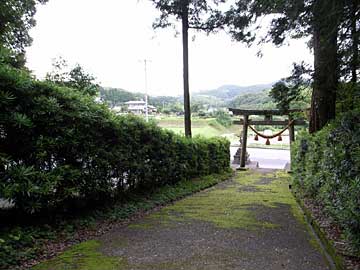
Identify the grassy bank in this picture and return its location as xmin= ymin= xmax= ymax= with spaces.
xmin=156 ymin=117 xmax=239 ymax=138
xmin=156 ymin=117 xmax=292 ymax=151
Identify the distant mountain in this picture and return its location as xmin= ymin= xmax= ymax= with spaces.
xmin=195 ymin=83 xmax=275 ymax=100
xmin=100 ymin=83 xmax=277 ymax=111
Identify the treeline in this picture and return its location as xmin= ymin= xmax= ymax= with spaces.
xmin=228 ymin=90 xmax=275 ymax=110
xmin=99 ymin=87 xmax=145 ymax=107
xmin=100 ymin=87 xmax=282 ymax=114
xmin=0 ymin=53 xmax=230 ymax=214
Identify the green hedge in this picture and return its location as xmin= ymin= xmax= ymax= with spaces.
xmin=292 ymin=110 xmax=360 ymax=251
xmin=0 ymin=64 xmax=230 ymax=214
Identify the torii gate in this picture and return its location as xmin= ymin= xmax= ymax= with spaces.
xmin=229 ymin=108 xmax=308 ymax=168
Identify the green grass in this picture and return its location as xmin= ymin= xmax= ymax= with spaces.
xmin=158 ymin=116 xmax=292 ymax=148
xmin=32 ymin=240 xmax=126 ymax=270
xmin=156 ymin=116 xmax=214 ymax=127
xmin=164 ymin=127 xmax=223 ymax=138
xmin=157 ymin=117 xmax=240 ymax=139
xmin=149 ymin=170 xmax=304 ymax=230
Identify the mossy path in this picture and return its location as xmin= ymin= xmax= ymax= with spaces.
xmin=33 ymin=169 xmax=330 ymax=270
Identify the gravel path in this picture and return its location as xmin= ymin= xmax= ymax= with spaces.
xmin=34 ymin=169 xmax=331 ymax=270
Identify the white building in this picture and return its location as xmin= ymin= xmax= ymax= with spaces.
xmin=125 ymin=100 xmax=157 ymax=114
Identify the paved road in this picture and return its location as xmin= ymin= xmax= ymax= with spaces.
xmin=34 ymin=169 xmax=330 ymax=270
xmin=231 ymin=147 xmax=290 ymax=169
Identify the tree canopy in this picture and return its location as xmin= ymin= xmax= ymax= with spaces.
xmin=201 ymin=0 xmax=358 ymax=132
xmin=0 ymin=0 xmax=48 ymax=58
xmin=150 ymin=0 xmax=358 ymax=132
xmin=46 ymin=58 xmax=99 ymax=96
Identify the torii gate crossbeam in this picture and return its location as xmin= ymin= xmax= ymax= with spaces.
xmin=229 ymin=108 xmax=308 ymax=168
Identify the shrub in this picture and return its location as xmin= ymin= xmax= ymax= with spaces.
xmin=292 ymin=110 xmax=360 ymax=250
xmin=215 ymin=110 xmax=232 ymax=127
xmin=0 ymin=64 xmax=230 ymax=214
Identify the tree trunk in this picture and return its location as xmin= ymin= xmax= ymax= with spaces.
xmin=182 ymin=0 xmax=192 ymax=137
xmin=310 ymin=0 xmax=342 ymax=133
xmin=350 ymin=0 xmax=359 ymax=83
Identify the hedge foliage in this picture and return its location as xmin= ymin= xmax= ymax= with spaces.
xmin=292 ymin=110 xmax=360 ymax=250
xmin=0 ymin=63 xmax=230 ymax=214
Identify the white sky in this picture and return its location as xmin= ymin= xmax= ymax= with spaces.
xmin=26 ymin=0 xmax=313 ymax=96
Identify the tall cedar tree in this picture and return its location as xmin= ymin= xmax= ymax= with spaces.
xmin=339 ymin=0 xmax=360 ymax=83
xmin=310 ymin=0 xmax=343 ymax=132
xmin=203 ymin=0 xmax=356 ymax=132
xmin=150 ymin=0 xmax=223 ymax=137
xmin=271 ymin=0 xmax=359 ymax=115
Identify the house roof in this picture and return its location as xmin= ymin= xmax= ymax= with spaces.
xmin=125 ymin=100 xmax=145 ymax=105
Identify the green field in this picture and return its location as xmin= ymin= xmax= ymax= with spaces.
xmin=156 ymin=116 xmax=290 ymax=149
xmin=156 ymin=117 xmax=240 ymax=139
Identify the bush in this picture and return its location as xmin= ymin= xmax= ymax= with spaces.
xmin=292 ymin=110 xmax=360 ymax=250
xmin=0 ymin=64 xmax=230 ymax=214
xmin=215 ymin=111 xmax=232 ymax=127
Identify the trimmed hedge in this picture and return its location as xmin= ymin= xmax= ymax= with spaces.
xmin=0 ymin=64 xmax=230 ymax=214
xmin=292 ymin=110 xmax=360 ymax=251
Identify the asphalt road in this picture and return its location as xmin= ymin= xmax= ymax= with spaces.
xmin=230 ymin=147 xmax=290 ymax=169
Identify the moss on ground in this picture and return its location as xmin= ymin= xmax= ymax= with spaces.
xmin=32 ymin=240 xmax=127 ymax=270
xmin=148 ymin=170 xmax=305 ymax=230
xmin=31 ymin=172 xmax=231 ymax=270
xmin=32 ymin=171 xmax=312 ymax=270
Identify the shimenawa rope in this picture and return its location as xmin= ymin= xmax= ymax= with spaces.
xmin=249 ymin=120 xmax=294 ymax=139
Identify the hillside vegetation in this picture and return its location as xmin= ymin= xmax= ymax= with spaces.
xmin=100 ymin=84 xmax=277 ymax=112
xmin=197 ymin=83 xmax=274 ymax=100
xmin=157 ymin=117 xmax=240 ymax=139
xmin=99 ymin=87 xmax=145 ymax=107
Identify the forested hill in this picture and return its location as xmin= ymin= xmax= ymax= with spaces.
xmin=195 ymin=83 xmax=274 ymax=100
xmin=228 ymin=90 xmax=275 ymax=109
xmin=100 ymin=87 xmax=181 ymax=108
xmin=99 ymin=87 xmax=145 ymax=107
xmin=100 ymin=83 xmax=276 ymax=109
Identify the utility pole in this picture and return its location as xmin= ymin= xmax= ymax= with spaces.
xmin=142 ymin=59 xmax=150 ymax=122
xmin=182 ymin=0 xmax=192 ymax=137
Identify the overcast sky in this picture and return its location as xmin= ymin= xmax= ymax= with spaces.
xmin=26 ymin=0 xmax=313 ymax=96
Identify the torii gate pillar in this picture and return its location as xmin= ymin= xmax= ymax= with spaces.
xmin=240 ymin=115 xmax=249 ymax=168
xmin=230 ymin=108 xmax=308 ymax=169
xmin=289 ymin=116 xmax=295 ymax=143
